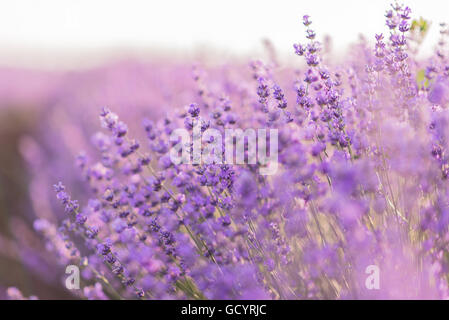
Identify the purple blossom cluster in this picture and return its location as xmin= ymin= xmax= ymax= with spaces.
xmin=4 ymin=3 xmax=449 ymax=300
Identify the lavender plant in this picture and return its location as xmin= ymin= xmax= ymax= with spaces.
xmin=5 ymin=3 xmax=449 ymax=300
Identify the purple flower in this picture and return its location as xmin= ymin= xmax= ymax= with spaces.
xmin=428 ymin=81 xmax=449 ymax=105
xmin=16 ymin=4 xmax=449 ymax=301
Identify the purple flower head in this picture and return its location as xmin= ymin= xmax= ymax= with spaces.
xmin=53 ymin=182 xmax=65 ymax=193
xmin=401 ymin=6 xmax=411 ymax=19
xmin=399 ymin=20 xmax=410 ymax=32
xmin=303 ymin=15 xmax=312 ymax=26
xmin=188 ymin=103 xmax=200 ymax=117
xmin=234 ymin=171 xmax=257 ymax=211
xmin=306 ymin=29 xmax=316 ymax=40
xmin=428 ymin=81 xmax=449 ymax=105
xmin=293 ymin=43 xmax=306 ymax=56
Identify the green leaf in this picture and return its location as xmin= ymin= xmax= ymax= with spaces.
xmin=416 ymin=69 xmax=430 ymax=89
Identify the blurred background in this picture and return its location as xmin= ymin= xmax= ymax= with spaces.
xmin=0 ymin=0 xmax=448 ymax=298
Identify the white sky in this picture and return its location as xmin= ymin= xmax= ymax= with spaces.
xmin=0 ymin=0 xmax=448 ymax=67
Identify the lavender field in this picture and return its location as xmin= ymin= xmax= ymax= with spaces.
xmin=1 ymin=2 xmax=449 ymax=300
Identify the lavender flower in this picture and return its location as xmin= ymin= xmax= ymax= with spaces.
xmin=3 ymin=2 xmax=449 ymax=301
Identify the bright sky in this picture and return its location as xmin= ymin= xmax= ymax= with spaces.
xmin=0 ymin=0 xmax=447 ymax=67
